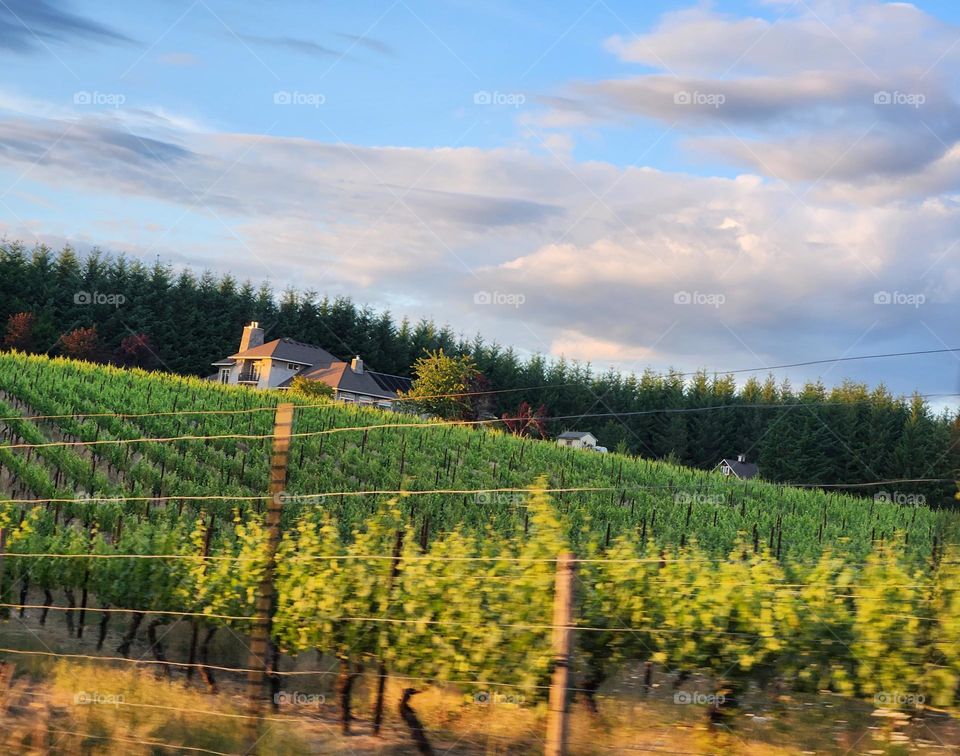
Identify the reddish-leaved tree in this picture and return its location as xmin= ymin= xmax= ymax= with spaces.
xmin=60 ymin=326 xmax=101 ymax=362
xmin=502 ymin=401 xmax=549 ymax=438
xmin=115 ymin=332 xmax=158 ymax=369
xmin=3 ymin=312 xmax=36 ymax=351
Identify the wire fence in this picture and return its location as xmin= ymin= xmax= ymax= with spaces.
xmin=5 ymin=342 xmax=960 ymax=425
xmin=6 ymin=406 xmax=960 ymax=452
xmin=0 ymin=378 xmax=957 ymax=755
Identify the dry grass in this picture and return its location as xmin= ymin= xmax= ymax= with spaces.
xmin=3 ymin=662 xmax=308 ymax=754
xmin=0 ymin=648 xmax=956 ymax=754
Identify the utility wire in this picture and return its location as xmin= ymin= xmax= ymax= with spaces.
xmin=0 ymin=551 xmax=954 ymax=566
xmin=0 ymin=477 xmax=952 ymax=509
xmin=3 ymin=346 xmax=959 ymax=423
xmin=6 ymin=401 xmax=960 ymax=450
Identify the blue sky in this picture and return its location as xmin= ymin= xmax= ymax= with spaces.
xmin=2 ymin=0 xmax=960 ymax=405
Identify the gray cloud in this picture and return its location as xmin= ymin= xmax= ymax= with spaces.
xmin=239 ymin=34 xmax=339 ymax=58
xmin=158 ymin=51 xmax=200 ymax=66
xmin=539 ymin=1 xmax=960 ymax=190
xmin=335 ymin=32 xmax=395 ymax=57
xmin=0 ymin=86 xmax=957 ymax=398
xmin=399 ymin=186 xmax=562 ymax=228
xmin=239 ymin=30 xmax=395 ymax=62
xmin=604 ymin=2 xmax=958 ymax=77
xmin=0 ymin=0 xmax=133 ymax=52
xmin=0 ymin=118 xmax=192 ymax=165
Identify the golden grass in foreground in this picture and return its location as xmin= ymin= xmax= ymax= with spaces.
xmin=1 ymin=660 xmax=956 ymax=754
xmin=7 ymin=662 xmax=308 ymax=754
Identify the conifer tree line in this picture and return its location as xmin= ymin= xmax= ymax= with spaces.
xmin=1 ymin=241 xmax=957 ymax=503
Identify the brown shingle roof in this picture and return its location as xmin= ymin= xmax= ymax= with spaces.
xmin=229 ymin=338 xmax=339 ymax=366
xmin=295 ymin=363 xmax=398 ymax=399
xmin=221 ymin=336 xmax=412 ymax=399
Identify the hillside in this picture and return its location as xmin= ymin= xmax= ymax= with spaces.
xmin=1 ymin=351 xmax=960 ymax=751
xmin=0 ymin=351 xmax=955 ymax=560
xmin=3 ymin=244 xmax=958 ymax=497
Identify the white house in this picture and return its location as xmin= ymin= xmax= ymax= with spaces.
xmin=556 ymin=431 xmax=600 ymax=450
xmin=715 ymin=454 xmax=760 ymax=480
xmin=212 ymin=322 xmax=412 ymax=409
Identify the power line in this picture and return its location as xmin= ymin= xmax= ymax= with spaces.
xmin=3 ymin=346 xmax=959 ymax=425
xmin=0 ymin=603 xmax=253 ymax=622
xmin=0 ymin=486 xmax=616 ymax=507
xmin=541 ymin=395 xmax=960 ymax=423
xmin=388 ymin=347 xmax=960 ymax=401
xmin=389 ymin=347 xmax=960 ymax=398
xmin=20 ymin=689 xmax=341 ymax=728
xmin=40 ymin=727 xmax=234 ymax=756
xmin=0 ymin=647 xmax=574 ymax=688
xmin=716 ymin=347 xmax=960 ymax=376
xmin=0 ymin=403 xmax=284 ymax=424
xmin=6 ymin=391 xmax=960 ymax=451
xmin=0 ymin=477 xmax=951 ymax=509
xmin=0 ymin=551 xmax=952 ymax=566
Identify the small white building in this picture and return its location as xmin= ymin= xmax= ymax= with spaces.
xmin=556 ymin=431 xmax=599 ymax=450
xmin=715 ymin=454 xmax=760 ymax=480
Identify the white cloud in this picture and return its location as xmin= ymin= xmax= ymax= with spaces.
xmin=604 ymin=2 xmax=953 ymax=76
xmin=158 ymin=52 xmax=200 ymax=66
xmin=542 ymin=0 xmax=960 ymax=196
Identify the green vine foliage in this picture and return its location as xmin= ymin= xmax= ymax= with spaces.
xmin=0 ymin=352 xmax=959 ymax=714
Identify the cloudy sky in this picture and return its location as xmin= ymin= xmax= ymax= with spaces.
xmin=1 ymin=0 xmax=959 ymax=402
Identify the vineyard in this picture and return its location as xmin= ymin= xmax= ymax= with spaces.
xmin=0 ymin=350 xmax=959 ymax=753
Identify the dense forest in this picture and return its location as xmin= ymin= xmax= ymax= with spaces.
xmin=1 ymin=241 xmax=957 ymax=503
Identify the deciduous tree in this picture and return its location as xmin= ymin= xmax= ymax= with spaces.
xmin=60 ymin=326 xmax=101 ymax=362
xmin=2 ymin=312 xmax=35 ymax=351
xmin=400 ymin=349 xmax=480 ymax=419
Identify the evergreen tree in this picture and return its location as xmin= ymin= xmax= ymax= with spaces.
xmin=0 ymin=240 xmax=954 ymax=506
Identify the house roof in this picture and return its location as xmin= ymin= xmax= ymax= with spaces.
xmin=218 ymin=335 xmax=413 ymax=399
xmin=276 ymin=363 xmax=412 ymax=400
xmin=228 ymin=338 xmax=339 ymax=366
xmin=717 ymin=458 xmax=760 ymax=479
xmin=369 ymin=371 xmax=413 ymax=395
xmin=557 ymin=431 xmax=595 ymax=440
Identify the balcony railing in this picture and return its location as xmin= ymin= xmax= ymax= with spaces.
xmin=237 ymin=370 xmax=260 ymax=383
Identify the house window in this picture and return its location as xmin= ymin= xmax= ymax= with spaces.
xmin=239 ymin=361 xmax=261 ymax=383
xmin=288 ymin=363 xmax=299 ymax=371
xmin=219 ymin=368 xmax=230 ymax=384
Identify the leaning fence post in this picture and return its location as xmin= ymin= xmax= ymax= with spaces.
xmin=0 ymin=526 xmax=7 ymax=620
xmin=545 ymin=551 xmax=576 ymax=756
xmin=244 ymin=402 xmax=295 ymax=752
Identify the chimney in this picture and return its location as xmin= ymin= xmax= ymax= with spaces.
xmin=737 ymin=453 xmax=746 ymax=463
xmin=239 ymin=321 xmax=264 ymax=352
xmin=351 ymin=355 xmax=363 ymax=374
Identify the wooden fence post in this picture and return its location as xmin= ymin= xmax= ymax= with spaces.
xmin=0 ymin=526 xmax=7 ymax=620
xmin=245 ymin=403 xmax=295 ymax=752
xmin=373 ymin=528 xmax=405 ymax=735
xmin=545 ymin=552 xmax=576 ymax=756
